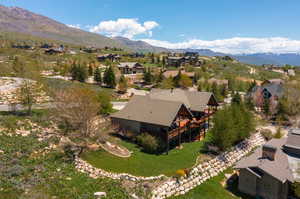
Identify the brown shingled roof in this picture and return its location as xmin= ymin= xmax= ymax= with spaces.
xmin=149 ymin=88 xmax=217 ymax=112
xmin=111 ymin=95 xmax=192 ymax=127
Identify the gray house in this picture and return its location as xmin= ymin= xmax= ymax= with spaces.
xmin=118 ymin=62 xmax=144 ymax=74
xmin=235 ymin=129 xmax=300 ymax=199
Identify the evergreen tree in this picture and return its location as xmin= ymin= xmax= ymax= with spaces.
xmin=143 ymin=68 xmax=153 ymax=85
xmin=212 ymin=82 xmax=222 ymax=101
xmin=103 ymin=66 xmax=116 ymax=88
xmin=94 ymin=67 xmax=102 ymax=85
xmin=156 ymin=70 xmax=164 ymax=84
xmin=232 ymin=92 xmax=242 ymax=105
xmin=263 ymin=98 xmax=270 ymax=116
xmin=173 ymin=69 xmax=182 ymax=87
xmin=70 ymin=63 xmax=87 ymax=82
xmin=88 ymin=65 xmax=94 ymax=76
xmin=162 ymin=56 xmax=166 ymax=68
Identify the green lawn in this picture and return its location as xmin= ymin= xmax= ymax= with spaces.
xmin=170 ymin=170 xmax=254 ymax=199
xmin=81 ymin=140 xmax=205 ymax=177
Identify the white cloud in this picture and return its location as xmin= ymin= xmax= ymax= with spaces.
xmin=89 ymin=18 xmax=159 ymax=39
xmin=141 ymin=37 xmax=300 ymax=54
xmin=67 ymin=24 xmax=81 ymax=29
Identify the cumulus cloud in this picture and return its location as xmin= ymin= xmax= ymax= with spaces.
xmin=141 ymin=37 xmax=300 ymax=54
xmin=67 ymin=24 xmax=81 ymax=29
xmin=89 ymin=18 xmax=159 ymax=39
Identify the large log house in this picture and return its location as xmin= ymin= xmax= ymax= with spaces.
xmin=111 ymin=89 xmax=218 ymax=153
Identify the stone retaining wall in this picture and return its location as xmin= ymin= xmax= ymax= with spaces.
xmin=151 ymin=133 xmax=266 ymax=199
xmin=74 ymin=158 xmax=166 ymax=182
xmin=74 ymin=133 xmax=265 ymax=199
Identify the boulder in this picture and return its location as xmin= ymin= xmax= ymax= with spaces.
xmin=94 ymin=192 xmax=106 ymax=198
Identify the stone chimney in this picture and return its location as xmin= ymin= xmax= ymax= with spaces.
xmin=262 ymin=144 xmax=277 ymax=161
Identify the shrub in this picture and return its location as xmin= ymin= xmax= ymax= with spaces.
xmin=175 ymin=169 xmax=186 ymax=178
xmin=274 ymin=127 xmax=283 ymax=139
xmin=260 ymin=129 xmax=273 ymax=140
xmin=136 ymin=133 xmax=159 ymax=153
xmin=292 ymin=182 xmax=300 ymax=198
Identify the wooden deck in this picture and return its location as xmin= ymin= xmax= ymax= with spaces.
xmin=167 ymin=111 xmax=215 ymax=139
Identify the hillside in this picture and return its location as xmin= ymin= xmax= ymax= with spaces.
xmin=0 ymin=5 xmax=125 ymax=49
xmin=113 ymin=36 xmax=169 ymax=53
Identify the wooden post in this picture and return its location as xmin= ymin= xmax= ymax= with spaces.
xmin=189 ymin=123 xmax=192 ymax=142
xmin=179 ymin=128 xmax=181 ymax=147
xmin=166 ymin=131 xmax=169 ymax=155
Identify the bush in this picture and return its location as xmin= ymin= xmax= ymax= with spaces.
xmin=260 ymin=129 xmax=273 ymax=140
xmin=175 ymin=169 xmax=186 ymax=178
xmin=136 ymin=133 xmax=159 ymax=153
xmin=274 ymin=127 xmax=283 ymax=139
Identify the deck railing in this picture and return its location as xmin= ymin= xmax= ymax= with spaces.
xmin=167 ymin=111 xmax=216 ymax=139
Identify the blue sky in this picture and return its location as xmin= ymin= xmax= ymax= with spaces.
xmin=1 ymin=0 xmax=300 ymax=54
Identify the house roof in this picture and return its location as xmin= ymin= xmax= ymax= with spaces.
xmin=149 ymin=88 xmax=217 ymax=112
xmin=263 ymin=83 xmax=284 ymax=98
xmin=235 ymin=138 xmax=295 ymax=183
xmin=263 ymin=79 xmax=284 ymax=85
xmin=111 ymin=95 xmax=191 ymax=127
xmin=118 ymin=62 xmax=141 ymax=68
xmin=284 ymin=129 xmax=300 ymax=150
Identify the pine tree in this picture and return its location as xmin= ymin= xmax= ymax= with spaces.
xmin=173 ymin=69 xmax=182 ymax=87
xmin=94 ymin=67 xmax=102 ymax=85
xmin=156 ymin=70 xmax=164 ymax=84
xmin=103 ymin=66 xmax=116 ymax=88
xmin=143 ymin=68 xmax=153 ymax=85
xmin=263 ymin=98 xmax=270 ymax=116
xmin=232 ymin=92 xmax=242 ymax=105
xmin=88 ymin=65 xmax=94 ymax=76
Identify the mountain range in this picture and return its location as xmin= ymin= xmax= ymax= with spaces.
xmin=0 ymin=5 xmax=300 ymax=66
xmin=0 ymin=5 xmax=125 ymax=49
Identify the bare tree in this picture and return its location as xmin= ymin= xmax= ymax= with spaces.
xmin=52 ymin=87 xmax=101 ymax=137
xmin=16 ymin=80 xmax=42 ymax=115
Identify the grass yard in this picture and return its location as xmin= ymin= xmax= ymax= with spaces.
xmin=81 ymin=140 xmax=205 ymax=177
xmin=170 ymin=169 xmax=254 ymax=199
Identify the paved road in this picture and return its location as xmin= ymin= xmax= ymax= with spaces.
xmin=0 ymin=103 xmax=53 ymax=112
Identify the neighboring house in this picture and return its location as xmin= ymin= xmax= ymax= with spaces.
xmin=44 ymin=48 xmax=64 ymax=55
xmin=40 ymin=43 xmax=53 ymax=49
xmin=235 ymin=129 xmax=300 ymax=199
xmin=111 ymin=89 xmax=219 ymax=152
xmin=118 ymin=62 xmax=144 ymax=74
xmin=184 ymin=52 xmax=198 ymax=57
xmin=167 ymin=56 xmax=203 ymax=67
xmin=167 ymin=57 xmax=186 ymax=67
xmin=248 ymin=82 xmax=284 ymax=114
xmin=12 ymin=44 xmax=33 ymax=50
xmin=163 ymin=70 xmax=195 ymax=79
xmin=262 ymin=79 xmax=284 ymax=86
xmin=97 ymin=54 xmax=120 ymax=62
